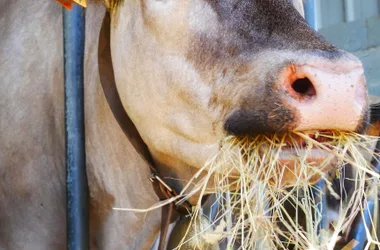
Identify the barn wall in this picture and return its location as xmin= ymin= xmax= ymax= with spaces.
xmin=309 ymin=0 xmax=380 ymax=96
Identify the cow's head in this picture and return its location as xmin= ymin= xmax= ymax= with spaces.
xmin=107 ymin=0 xmax=368 ymax=188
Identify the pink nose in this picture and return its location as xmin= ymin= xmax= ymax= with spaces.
xmin=281 ymin=61 xmax=367 ymax=131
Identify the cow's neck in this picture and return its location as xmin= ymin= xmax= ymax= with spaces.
xmin=84 ymin=3 xmax=161 ymax=249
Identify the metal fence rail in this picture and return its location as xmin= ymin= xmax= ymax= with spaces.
xmin=63 ymin=4 xmax=89 ymax=250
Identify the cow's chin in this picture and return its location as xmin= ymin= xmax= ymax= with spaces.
xmin=271 ymin=148 xmax=336 ymax=187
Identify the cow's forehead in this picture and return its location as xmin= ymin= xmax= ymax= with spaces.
xmin=204 ymin=0 xmax=300 ymax=19
xmin=188 ymin=0 xmax=334 ymax=54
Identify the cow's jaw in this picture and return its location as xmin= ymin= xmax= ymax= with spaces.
xmin=276 ymin=132 xmax=334 ymax=160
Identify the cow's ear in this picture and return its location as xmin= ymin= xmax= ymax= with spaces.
xmin=291 ymin=0 xmax=305 ymax=18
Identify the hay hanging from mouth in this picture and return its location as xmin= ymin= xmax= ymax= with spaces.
xmin=116 ymin=131 xmax=380 ymax=249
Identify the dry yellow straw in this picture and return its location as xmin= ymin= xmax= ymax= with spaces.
xmin=116 ymin=131 xmax=380 ymax=250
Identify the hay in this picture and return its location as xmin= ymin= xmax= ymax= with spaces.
xmin=115 ymin=131 xmax=380 ymax=249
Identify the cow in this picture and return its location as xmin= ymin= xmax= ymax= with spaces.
xmin=0 ymin=0 xmax=373 ymax=249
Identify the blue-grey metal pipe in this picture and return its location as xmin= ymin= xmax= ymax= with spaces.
xmin=314 ymin=179 xmax=329 ymax=237
xmin=304 ymin=0 xmax=319 ymax=30
xmin=63 ymin=4 xmax=89 ymax=250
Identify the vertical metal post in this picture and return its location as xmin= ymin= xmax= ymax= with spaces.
xmin=63 ymin=3 xmax=89 ymax=250
xmin=313 ymin=179 xmax=329 ymax=241
xmin=304 ymin=0 xmax=319 ymax=30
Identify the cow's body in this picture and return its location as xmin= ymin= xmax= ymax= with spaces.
xmin=0 ymin=0 xmax=371 ymax=249
xmin=1 ymin=2 xmax=161 ymax=249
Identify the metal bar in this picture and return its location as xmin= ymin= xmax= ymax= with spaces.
xmin=314 ymin=179 xmax=329 ymax=239
xmin=304 ymin=0 xmax=319 ymax=30
xmin=63 ymin=4 xmax=89 ymax=250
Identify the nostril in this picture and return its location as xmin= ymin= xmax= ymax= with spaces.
xmin=291 ymin=77 xmax=316 ymax=97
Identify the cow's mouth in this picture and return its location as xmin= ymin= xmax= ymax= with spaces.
xmin=277 ymin=132 xmax=335 ymax=161
xmin=254 ymin=131 xmax=337 ymax=186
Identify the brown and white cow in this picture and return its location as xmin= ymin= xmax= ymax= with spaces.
xmin=0 ymin=0 xmax=371 ymax=249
